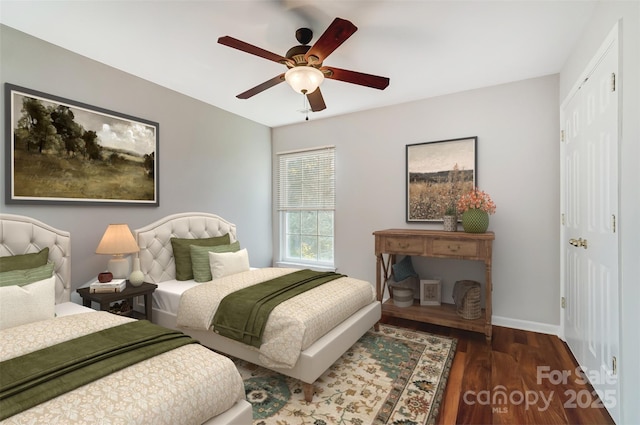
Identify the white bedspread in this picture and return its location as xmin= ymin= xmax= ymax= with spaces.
xmin=0 ymin=312 xmax=245 ymax=425
xmin=177 ymin=268 xmax=376 ymax=369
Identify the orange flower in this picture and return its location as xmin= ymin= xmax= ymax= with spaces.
xmin=457 ymin=188 xmax=496 ymax=214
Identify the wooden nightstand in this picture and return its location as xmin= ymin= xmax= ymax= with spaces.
xmin=77 ymin=281 xmax=158 ymax=321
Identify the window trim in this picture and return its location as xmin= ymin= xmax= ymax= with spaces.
xmin=276 ymin=146 xmax=335 ymax=269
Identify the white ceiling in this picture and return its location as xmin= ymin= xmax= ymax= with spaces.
xmin=1 ymin=0 xmax=596 ymax=128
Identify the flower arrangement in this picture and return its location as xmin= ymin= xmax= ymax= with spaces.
xmin=457 ymin=188 xmax=496 ymax=215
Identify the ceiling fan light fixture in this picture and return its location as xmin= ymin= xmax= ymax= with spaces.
xmin=285 ymin=66 xmax=324 ymax=94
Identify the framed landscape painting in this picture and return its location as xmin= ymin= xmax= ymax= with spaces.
xmin=406 ymin=136 xmax=476 ymax=222
xmin=5 ymin=83 xmax=159 ymax=205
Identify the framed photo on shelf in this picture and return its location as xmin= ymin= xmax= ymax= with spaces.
xmin=420 ymin=279 xmax=442 ymax=306
xmin=406 ymin=136 xmax=477 ymax=222
xmin=5 ymin=83 xmax=159 ymax=206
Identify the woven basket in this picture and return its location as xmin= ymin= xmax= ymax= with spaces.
xmin=453 ymin=280 xmax=481 ymax=320
xmin=392 ymin=287 xmax=414 ymax=308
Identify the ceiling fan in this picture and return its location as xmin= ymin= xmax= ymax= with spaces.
xmin=218 ymin=17 xmax=390 ymax=113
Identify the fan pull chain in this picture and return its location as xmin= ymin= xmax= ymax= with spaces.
xmin=303 ymin=94 xmax=309 ymax=121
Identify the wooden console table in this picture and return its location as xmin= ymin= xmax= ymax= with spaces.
xmin=373 ymin=229 xmax=495 ymax=341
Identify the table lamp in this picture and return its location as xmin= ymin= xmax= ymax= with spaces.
xmin=95 ymin=224 xmax=140 ymax=279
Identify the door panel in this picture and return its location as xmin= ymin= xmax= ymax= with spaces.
xmin=563 ymin=85 xmax=583 ymax=358
xmin=560 ymin=25 xmax=619 ymax=423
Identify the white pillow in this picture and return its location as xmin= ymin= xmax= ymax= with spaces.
xmin=209 ymin=249 xmax=250 ymax=279
xmin=0 ymin=275 xmax=56 ymax=330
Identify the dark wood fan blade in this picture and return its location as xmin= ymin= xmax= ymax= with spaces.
xmin=322 ymin=66 xmax=390 ymax=90
xmin=306 ymin=88 xmax=326 ymax=112
xmin=236 ymin=74 xmax=286 ymax=99
xmin=305 ymin=18 xmax=357 ymax=64
xmin=218 ymin=36 xmax=293 ymax=66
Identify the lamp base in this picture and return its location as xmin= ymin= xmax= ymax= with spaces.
xmin=107 ymin=257 xmax=129 ymax=279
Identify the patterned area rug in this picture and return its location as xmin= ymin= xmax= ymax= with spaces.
xmin=233 ymin=324 xmax=457 ymax=425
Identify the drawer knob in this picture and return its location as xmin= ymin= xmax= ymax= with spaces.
xmin=448 ymin=244 xmax=460 ymax=251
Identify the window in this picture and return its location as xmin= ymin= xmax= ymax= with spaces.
xmin=277 ymin=146 xmax=335 ymax=269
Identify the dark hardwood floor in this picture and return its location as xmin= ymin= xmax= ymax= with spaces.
xmin=380 ymin=316 xmax=616 ymax=425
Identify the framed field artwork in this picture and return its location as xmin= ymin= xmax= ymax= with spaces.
xmin=5 ymin=83 xmax=159 ymax=205
xmin=406 ymin=136 xmax=476 ymax=222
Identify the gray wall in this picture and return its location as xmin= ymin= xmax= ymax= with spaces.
xmin=559 ymin=2 xmax=640 ymax=424
xmin=273 ymin=74 xmax=561 ymax=331
xmin=272 ymin=1 xmax=640 ymax=421
xmin=1 ymin=25 xmax=273 ymax=288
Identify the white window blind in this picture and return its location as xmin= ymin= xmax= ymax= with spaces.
xmin=277 ymin=146 xmax=335 ymax=211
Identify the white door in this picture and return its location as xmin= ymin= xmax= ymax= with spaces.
xmin=560 ymin=25 xmax=619 ymax=422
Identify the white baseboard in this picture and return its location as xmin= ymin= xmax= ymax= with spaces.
xmin=492 ymin=315 xmax=560 ymax=336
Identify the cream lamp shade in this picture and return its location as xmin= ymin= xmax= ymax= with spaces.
xmin=95 ymin=224 xmax=139 ymax=279
xmin=284 ymin=66 xmax=324 ymax=94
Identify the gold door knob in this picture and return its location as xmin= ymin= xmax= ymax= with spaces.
xmin=569 ymin=238 xmax=588 ymax=248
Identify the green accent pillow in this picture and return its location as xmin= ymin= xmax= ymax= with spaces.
xmin=190 ymin=241 xmax=241 ymax=282
xmin=392 ymin=256 xmax=418 ymax=282
xmin=171 ymin=234 xmax=231 ymax=281
xmin=0 ymin=262 xmax=55 ymax=287
xmin=0 ymin=248 xmax=49 ymax=272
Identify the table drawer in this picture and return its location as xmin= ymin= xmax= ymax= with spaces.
xmin=432 ymin=239 xmax=478 ymax=257
xmin=384 ymin=236 xmax=424 ymax=254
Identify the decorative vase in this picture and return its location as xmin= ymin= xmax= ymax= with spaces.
xmin=461 ymin=209 xmax=489 ymax=233
xmin=128 ymin=257 xmax=144 ymax=287
xmin=442 ymin=215 xmax=457 ymax=232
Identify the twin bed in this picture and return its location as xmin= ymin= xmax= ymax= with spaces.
xmin=0 ymin=212 xmax=381 ymax=423
xmin=0 ymin=214 xmax=251 ymax=425
xmin=134 ymin=212 xmax=381 ymax=402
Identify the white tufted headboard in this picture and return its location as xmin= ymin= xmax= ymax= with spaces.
xmin=0 ymin=214 xmax=72 ymax=303
xmin=134 ymin=212 xmax=237 ymax=284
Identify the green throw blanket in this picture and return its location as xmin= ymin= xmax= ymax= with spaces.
xmin=0 ymin=320 xmax=197 ymax=420
xmin=212 ymin=269 xmax=344 ymax=348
